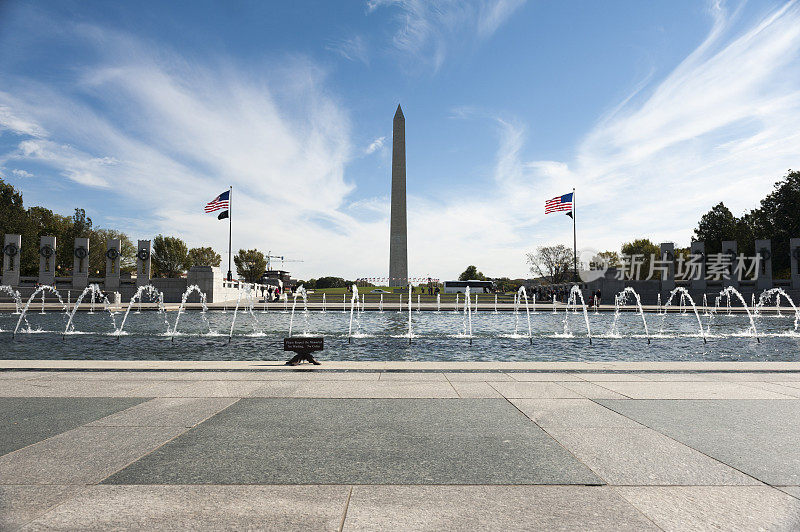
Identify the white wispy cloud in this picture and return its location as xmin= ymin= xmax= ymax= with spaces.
xmin=367 ymin=0 xmax=525 ymax=71
xmin=468 ymin=0 xmax=800 ymax=264
xmin=402 ymin=0 xmax=800 ymax=277
xmin=326 ymin=35 xmax=370 ymax=65
xmin=2 ymin=1 xmax=799 ymax=281
xmin=0 ymin=24 xmax=388 ymax=277
xmin=10 ymin=168 xmax=34 ymax=178
xmin=364 ymin=136 xmax=386 ymax=154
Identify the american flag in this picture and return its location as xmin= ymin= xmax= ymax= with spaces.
xmin=205 ymin=190 xmax=230 ymax=213
xmin=545 ymin=192 xmax=573 ymax=214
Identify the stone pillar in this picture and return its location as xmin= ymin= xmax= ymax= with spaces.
xmin=187 ymin=265 xmax=214 ymax=302
xmin=2 ymin=234 xmax=22 ymax=287
xmin=790 ymin=238 xmax=800 ymax=290
xmin=38 ymin=236 xmax=57 ymax=286
xmin=389 ymin=104 xmax=408 ymax=287
xmin=105 ymin=239 xmax=121 ymax=290
xmin=136 ymin=240 xmax=151 ymax=287
xmin=72 ymin=238 xmax=90 ymax=290
xmin=659 ymin=242 xmax=675 ymax=292
xmin=721 ymin=240 xmax=738 ymax=288
xmin=690 ymin=241 xmax=706 ymax=291
xmin=755 ymin=239 xmax=772 ymax=291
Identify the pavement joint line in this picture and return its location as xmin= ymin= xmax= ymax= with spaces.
xmin=777 ymin=486 xmax=800 ymax=501
xmin=595 ymin=400 xmax=774 ymax=486
xmin=737 ymin=381 xmax=800 ymax=399
xmin=502 ymin=396 xmax=606 ymax=487
xmin=93 ymin=398 xmax=243 ymax=485
xmin=338 ymin=486 xmax=353 ymax=532
xmin=0 ymin=397 xmax=152 ymax=461
xmin=608 ymin=486 xmax=665 ymax=531
xmin=576 ymin=380 xmax=634 ymax=399
xmin=14 ymin=484 xmax=94 ymax=531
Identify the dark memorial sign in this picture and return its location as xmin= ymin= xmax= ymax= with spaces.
xmin=284 ymin=337 xmax=323 ymax=366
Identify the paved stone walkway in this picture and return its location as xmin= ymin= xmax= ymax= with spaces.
xmin=1 ymin=361 xmax=800 ymax=530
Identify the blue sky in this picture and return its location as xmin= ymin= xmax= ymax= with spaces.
xmin=1 ymin=0 xmax=799 ymax=280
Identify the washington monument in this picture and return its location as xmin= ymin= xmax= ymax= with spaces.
xmin=389 ymin=104 xmax=408 ymax=287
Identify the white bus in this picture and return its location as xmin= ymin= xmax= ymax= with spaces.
xmin=442 ymin=280 xmax=494 ymax=294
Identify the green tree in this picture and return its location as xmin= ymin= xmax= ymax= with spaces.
xmin=620 ymin=238 xmax=661 ymax=279
xmin=151 ymin=235 xmax=189 ymax=278
xmin=186 ymin=247 xmax=221 ymax=269
xmin=88 ymin=229 xmax=136 ymax=275
xmin=458 ymin=265 xmax=486 ymax=281
xmin=693 ymin=202 xmax=740 ymax=255
xmin=526 ymin=245 xmax=572 ymax=284
xmin=492 ymin=277 xmax=522 ymax=293
xmin=0 ymin=178 xmax=26 ymax=235
xmin=315 ymin=276 xmax=347 ymax=289
xmin=0 ymin=179 xmax=29 ymax=274
xmin=234 ymin=248 xmax=266 ymax=283
xmin=594 ymin=250 xmax=621 ymax=268
xmin=748 ymin=170 xmax=800 ymax=278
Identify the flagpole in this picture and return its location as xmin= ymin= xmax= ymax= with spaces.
xmin=227 ymin=185 xmax=233 ymax=281
xmin=572 ymin=187 xmax=577 ymax=282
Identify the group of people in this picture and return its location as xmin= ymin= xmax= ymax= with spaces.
xmin=259 ymin=284 xmax=282 ymax=302
xmin=531 ymin=286 xmax=602 ymax=307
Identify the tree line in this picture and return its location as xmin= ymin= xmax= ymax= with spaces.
xmin=0 ymin=178 xmax=221 ymax=277
xmin=528 ymin=170 xmax=800 ymax=283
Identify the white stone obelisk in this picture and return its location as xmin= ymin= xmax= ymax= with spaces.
xmin=389 ymin=104 xmax=408 ymax=288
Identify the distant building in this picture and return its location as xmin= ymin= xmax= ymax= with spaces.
xmin=260 ymin=269 xmax=296 ymax=289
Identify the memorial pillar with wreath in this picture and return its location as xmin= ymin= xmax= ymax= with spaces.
xmin=722 ymin=240 xmax=738 ymax=288
xmin=755 ymin=239 xmax=772 ymax=291
xmin=136 ymin=240 xmax=151 ymax=287
xmin=2 ymin=234 xmax=22 ymax=287
xmin=105 ymin=238 xmax=121 ymax=290
xmin=72 ymin=238 xmax=90 ymax=289
xmin=38 ymin=236 xmax=57 ymax=286
xmin=659 ymin=242 xmax=675 ymax=292
xmin=689 ymin=241 xmax=706 ymax=292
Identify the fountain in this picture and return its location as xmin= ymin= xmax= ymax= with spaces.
xmin=407 ymin=284 xmax=413 ymax=343
xmin=229 ymin=284 xmax=262 ymax=342
xmin=756 ymin=288 xmax=799 ymax=331
xmin=322 ymin=292 xmax=326 ymax=313
xmin=659 ymin=287 xmax=706 ymax=343
xmin=417 ymin=294 xmax=421 ymax=313
xmin=454 ymin=293 xmax=459 ymax=313
xmin=287 ymin=285 xmax=307 ymax=337
xmin=461 ymin=286 xmax=473 ymax=344
xmin=342 ymin=293 xmax=346 ymax=314
xmin=719 ymin=286 xmax=759 ymax=342
xmin=609 ymin=287 xmax=650 ymax=343
xmin=563 ymin=285 xmax=592 ymax=344
xmin=436 ymin=293 xmax=441 ymax=312
xmin=494 ymin=293 xmax=497 ymax=313
xmin=348 ymin=284 xmax=360 ymax=342
xmin=0 ymin=285 xmax=23 ymax=314
xmin=514 ymin=286 xmax=533 ymax=344
xmin=170 ymin=285 xmax=211 ymax=339
xmin=380 ymin=293 xmax=384 ymax=312
xmin=552 ymin=294 xmax=557 ymax=314
xmin=115 ymin=285 xmax=169 ymax=337
xmin=62 ymin=284 xmax=117 ymax=336
xmin=15 ymin=285 xmax=68 ymax=337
